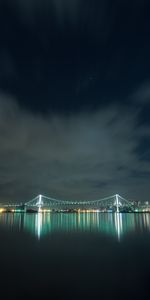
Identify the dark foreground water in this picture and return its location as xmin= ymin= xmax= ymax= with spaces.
xmin=0 ymin=212 xmax=150 ymax=299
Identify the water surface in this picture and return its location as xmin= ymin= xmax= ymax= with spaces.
xmin=0 ymin=213 xmax=149 ymax=299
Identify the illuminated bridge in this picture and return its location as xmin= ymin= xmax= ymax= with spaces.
xmin=2 ymin=194 xmax=135 ymax=213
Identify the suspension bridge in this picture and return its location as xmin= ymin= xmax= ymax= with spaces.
xmin=1 ymin=194 xmax=136 ymax=213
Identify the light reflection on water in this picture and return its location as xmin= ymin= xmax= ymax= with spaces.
xmin=0 ymin=212 xmax=150 ymax=240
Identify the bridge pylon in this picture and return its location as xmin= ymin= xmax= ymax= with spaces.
xmin=36 ymin=195 xmax=43 ymax=212
xmin=115 ymin=194 xmax=120 ymax=213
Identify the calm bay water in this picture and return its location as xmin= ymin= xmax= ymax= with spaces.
xmin=0 ymin=212 xmax=150 ymax=299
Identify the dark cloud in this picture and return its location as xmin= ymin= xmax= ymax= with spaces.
xmin=133 ymin=81 xmax=150 ymax=104
xmin=0 ymin=94 xmax=150 ymax=203
xmin=0 ymin=1 xmax=150 ymax=203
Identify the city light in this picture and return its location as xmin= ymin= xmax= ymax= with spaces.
xmin=0 ymin=194 xmax=149 ymax=213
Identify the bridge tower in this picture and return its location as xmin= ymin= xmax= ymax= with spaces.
xmin=37 ymin=195 xmax=43 ymax=212
xmin=115 ymin=194 xmax=120 ymax=213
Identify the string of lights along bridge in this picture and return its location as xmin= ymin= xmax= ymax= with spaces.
xmin=0 ymin=194 xmax=149 ymax=213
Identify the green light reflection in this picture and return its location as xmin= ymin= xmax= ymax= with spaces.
xmin=0 ymin=212 xmax=150 ymax=240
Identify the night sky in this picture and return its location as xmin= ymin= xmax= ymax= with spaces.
xmin=0 ymin=0 xmax=150 ymax=202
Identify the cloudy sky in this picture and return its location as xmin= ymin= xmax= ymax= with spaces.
xmin=0 ymin=0 xmax=150 ymax=203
